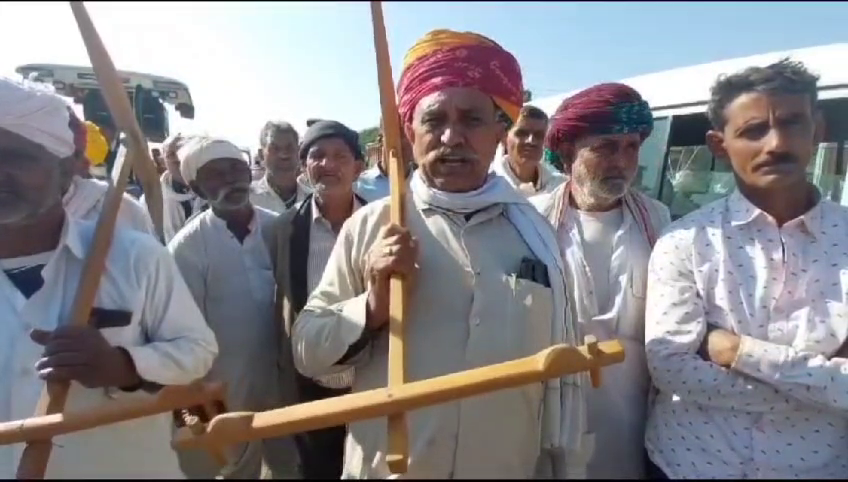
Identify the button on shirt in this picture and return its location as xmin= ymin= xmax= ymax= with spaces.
xmin=0 ymin=216 xmax=218 ymax=478
xmin=645 ymin=190 xmax=848 ymax=479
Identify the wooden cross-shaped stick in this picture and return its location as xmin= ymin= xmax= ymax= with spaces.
xmin=169 ymin=1 xmax=625 ymax=473
xmin=10 ymin=3 xmax=224 ymax=478
xmin=171 ymin=340 xmax=624 ymax=452
xmin=369 ymin=1 xmax=410 ymax=474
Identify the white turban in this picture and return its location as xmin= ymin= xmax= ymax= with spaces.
xmin=0 ymin=76 xmax=74 ymax=158
xmin=178 ymin=135 xmax=244 ymax=184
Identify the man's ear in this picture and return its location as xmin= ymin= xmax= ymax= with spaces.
xmin=814 ymin=109 xmax=826 ymax=145
xmin=705 ymin=130 xmax=729 ymax=163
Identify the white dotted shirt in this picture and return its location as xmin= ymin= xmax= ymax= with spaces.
xmin=644 ymin=189 xmax=848 ymax=479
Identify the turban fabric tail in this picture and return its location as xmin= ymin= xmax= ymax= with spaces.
xmin=543 ymin=82 xmax=654 ymax=171
xmin=397 ymin=30 xmax=525 ymax=128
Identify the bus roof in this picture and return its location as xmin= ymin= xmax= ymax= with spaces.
xmin=531 ymin=43 xmax=848 ymax=118
xmin=15 ymin=63 xmax=194 ymax=111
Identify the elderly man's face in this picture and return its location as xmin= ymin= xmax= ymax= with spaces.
xmin=262 ymin=130 xmax=299 ymax=185
xmin=0 ymin=129 xmax=71 ymax=225
xmin=407 ymin=87 xmax=504 ymax=193
xmin=305 ymin=137 xmax=363 ymax=197
xmin=192 ymin=157 xmax=252 ymax=211
xmin=568 ymin=132 xmax=642 ymax=202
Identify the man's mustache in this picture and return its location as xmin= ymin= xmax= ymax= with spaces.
xmin=212 ymin=183 xmax=250 ymax=203
xmin=429 ymin=148 xmax=480 ymax=163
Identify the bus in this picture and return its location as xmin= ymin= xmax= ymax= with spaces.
xmin=15 ymin=63 xmax=195 ymax=144
xmin=531 ymin=43 xmax=848 ymax=220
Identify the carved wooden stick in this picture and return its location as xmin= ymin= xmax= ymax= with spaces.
xmin=0 ymin=382 xmax=224 ymax=446
xmin=173 ymin=340 xmax=625 ymax=451
xmin=369 ymin=1 xmax=410 ymax=474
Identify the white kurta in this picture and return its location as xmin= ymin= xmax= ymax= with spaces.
xmin=63 ymin=176 xmax=156 ymax=236
xmin=249 ymin=175 xmax=311 ymax=214
xmin=167 ymin=206 xmax=299 ymax=478
xmin=292 ymin=195 xmax=558 ymax=479
xmin=533 ymin=185 xmax=670 ymax=479
xmin=0 ymin=216 xmax=218 ymax=478
xmin=491 ymin=153 xmax=565 ymax=198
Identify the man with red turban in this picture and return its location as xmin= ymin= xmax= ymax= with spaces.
xmin=532 ymin=83 xmax=671 ymax=479
xmin=292 ymin=29 xmax=587 ymax=479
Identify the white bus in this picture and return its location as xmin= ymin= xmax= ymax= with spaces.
xmin=15 ymin=63 xmax=195 ymax=145
xmin=532 ymin=43 xmax=848 ymax=220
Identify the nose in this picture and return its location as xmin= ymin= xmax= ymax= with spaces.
xmin=765 ymin=125 xmax=792 ymax=155
xmin=440 ymin=124 xmax=465 ymax=147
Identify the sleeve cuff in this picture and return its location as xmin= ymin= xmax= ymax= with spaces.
xmin=732 ymin=335 xmax=790 ymax=381
xmin=122 ymin=344 xmax=180 ymax=386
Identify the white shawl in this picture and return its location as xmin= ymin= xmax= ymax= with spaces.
xmin=409 ymin=171 xmax=587 ymax=460
xmin=491 ymin=153 xmax=565 ymax=197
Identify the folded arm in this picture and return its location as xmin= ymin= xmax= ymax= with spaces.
xmin=732 ymin=336 xmax=848 ymax=412
xmin=644 ymin=228 xmax=797 ymax=413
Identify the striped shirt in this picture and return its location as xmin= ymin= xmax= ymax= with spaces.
xmin=307 ymin=195 xmax=362 ymax=389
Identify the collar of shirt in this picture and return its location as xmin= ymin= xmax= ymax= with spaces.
xmin=208 ymin=205 xmax=261 ymax=235
xmin=727 ymin=188 xmax=823 ymax=238
xmin=311 ymin=194 xmax=362 ymax=228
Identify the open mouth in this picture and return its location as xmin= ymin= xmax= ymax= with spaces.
xmin=437 ymin=156 xmax=470 ymax=167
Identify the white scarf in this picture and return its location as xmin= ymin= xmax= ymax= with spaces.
xmin=150 ymin=171 xmax=204 ymax=242
xmin=534 ymin=181 xmax=662 ymax=336
xmin=491 ymin=154 xmax=565 ymax=197
xmin=63 ymin=176 xmax=108 ymax=220
xmin=409 ymin=170 xmax=587 ymax=456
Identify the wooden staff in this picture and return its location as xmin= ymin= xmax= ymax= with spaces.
xmin=369 ymin=1 xmax=409 ymax=474
xmin=0 ymin=382 xmax=225 ymax=446
xmin=16 ymin=2 xmax=175 ymax=477
xmin=172 ymin=340 xmax=625 ymax=451
xmin=68 ymin=1 xmax=164 ymax=242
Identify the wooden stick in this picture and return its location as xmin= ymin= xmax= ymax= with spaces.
xmin=172 ymin=340 xmax=625 ymax=450
xmin=68 ymin=1 xmax=164 ymax=242
xmin=0 ymin=382 xmax=225 ymax=446
xmin=15 ymin=3 xmax=165 ymax=477
xmin=369 ymin=1 xmax=410 ymax=474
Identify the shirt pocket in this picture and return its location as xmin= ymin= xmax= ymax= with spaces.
xmin=504 ymin=274 xmax=555 ymax=357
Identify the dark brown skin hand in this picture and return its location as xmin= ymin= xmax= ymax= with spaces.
xmin=31 ymin=325 xmax=141 ymax=389
xmin=364 ymin=223 xmax=418 ymax=330
xmin=698 ymin=324 xmax=742 ymax=368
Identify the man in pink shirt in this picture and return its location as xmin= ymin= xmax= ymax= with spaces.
xmin=644 ymin=59 xmax=848 ymax=479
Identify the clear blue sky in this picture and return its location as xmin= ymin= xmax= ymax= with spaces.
xmin=2 ymin=1 xmax=845 ymax=150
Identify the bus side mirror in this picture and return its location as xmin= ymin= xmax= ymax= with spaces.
xmin=176 ymin=103 xmax=195 ymax=120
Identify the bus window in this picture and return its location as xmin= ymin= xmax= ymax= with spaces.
xmin=136 ymin=87 xmax=168 ymax=143
xmin=635 ymin=116 xmax=671 ymax=199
